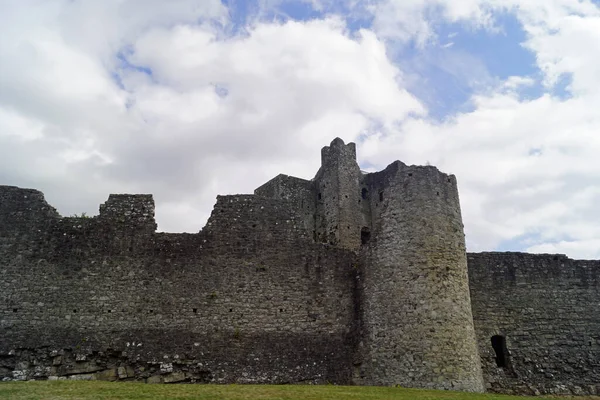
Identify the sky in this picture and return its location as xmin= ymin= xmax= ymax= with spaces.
xmin=2 ymin=0 xmax=600 ymax=259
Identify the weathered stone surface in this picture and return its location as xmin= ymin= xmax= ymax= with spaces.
xmin=0 ymin=138 xmax=598 ymax=395
xmin=0 ymin=367 xmax=12 ymax=378
xmin=59 ymin=362 xmax=104 ymax=376
xmin=95 ymin=368 xmax=118 ymax=381
xmin=469 ymin=252 xmax=600 ymax=395
xmin=163 ymin=372 xmax=187 ymax=383
xmin=146 ymin=375 xmax=163 ymax=384
xmin=117 ymin=366 xmax=127 ymax=379
xmin=68 ymin=373 xmax=95 ymax=381
xmin=359 ymin=162 xmax=484 ymax=392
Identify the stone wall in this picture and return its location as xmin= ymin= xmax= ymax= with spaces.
xmin=0 ymin=187 xmax=359 ymax=384
xmin=254 ymin=174 xmax=316 ymax=235
xmin=0 ymin=186 xmax=60 ymax=250
xmin=3 ymin=137 xmax=599 ymax=395
xmin=468 ymin=252 xmax=600 ymax=396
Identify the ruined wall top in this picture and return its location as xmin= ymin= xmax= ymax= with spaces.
xmin=1 ymin=138 xmax=458 ymax=244
xmin=98 ymin=194 xmax=157 ymax=231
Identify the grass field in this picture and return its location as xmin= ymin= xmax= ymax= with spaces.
xmin=1 ymin=382 xmax=599 ymax=400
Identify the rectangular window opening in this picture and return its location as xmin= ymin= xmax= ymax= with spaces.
xmin=491 ymin=335 xmax=509 ymax=368
xmin=361 ymin=227 xmax=371 ymax=245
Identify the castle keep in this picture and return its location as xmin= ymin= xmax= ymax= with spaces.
xmin=1 ymin=138 xmax=599 ymax=395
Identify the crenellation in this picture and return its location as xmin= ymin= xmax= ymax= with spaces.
xmin=98 ymin=194 xmax=157 ymax=232
xmin=1 ymin=139 xmax=599 ymax=395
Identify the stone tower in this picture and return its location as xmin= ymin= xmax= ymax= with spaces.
xmin=313 ymin=138 xmax=366 ymax=249
xmin=304 ymin=137 xmax=484 ymax=391
xmin=358 ymin=160 xmax=485 ymax=392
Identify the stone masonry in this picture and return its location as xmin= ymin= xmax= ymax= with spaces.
xmin=1 ymin=138 xmax=599 ymax=395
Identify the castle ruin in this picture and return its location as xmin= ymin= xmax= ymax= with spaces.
xmin=1 ymin=138 xmax=599 ymax=395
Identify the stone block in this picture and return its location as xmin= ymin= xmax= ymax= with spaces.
xmin=146 ymin=375 xmax=163 ymax=384
xmin=95 ymin=368 xmax=118 ymax=381
xmin=63 ymin=362 xmax=104 ymax=375
xmin=163 ymin=371 xmax=187 ymax=383
xmin=68 ymin=373 xmax=95 ymax=380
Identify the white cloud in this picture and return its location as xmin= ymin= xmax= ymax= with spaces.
xmin=527 ymin=239 xmax=600 ymax=260
xmin=369 ymin=0 xmax=497 ymax=47
xmin=341 ymin=0 xmax=600 ymax=259
xmin=0 ymin=2 xmax=422 ymax=234
xmin=502 ymin=76 xmax=535 ymax=90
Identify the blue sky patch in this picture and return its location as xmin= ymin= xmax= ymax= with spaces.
xmin=216 ymin=1 xmax=551 ymax=122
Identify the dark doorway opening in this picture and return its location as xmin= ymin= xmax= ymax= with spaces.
xmin=361 ymin=227 xmax=371 ymax=245
xmin=491 ymin=335 xmax=509 ymax=368
xmin=361 ymin=188 xmax=369 ymax=200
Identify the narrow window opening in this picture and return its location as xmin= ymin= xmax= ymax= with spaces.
xmin=12 ymin=308 xmax=17 ymax=313
xmin=361 ymin=227 xmax=371 ymax=245
xmin=379 ymin=191 xmax=384 ymax=202
xmin=361 ymin=188 xmax=369 ymax=200
xmin=491 ymin=335 xmax=509 ymax=368
xmin=192 ymin=308 xmax=197 ymax=313
xmin=436 ymin=191 xmax=439 ymax=196
xmin=73 ymin=309 xmax=77 ymax=313
xmin=318 ymin=193 xmax=322 ymax=200
xmin=408 ymin=173 xmax=413 ymax=177
xmin=229 ymin=308 xmax=233 ymax=312
xmin=279 ymin=308 xmax=284 ymax=313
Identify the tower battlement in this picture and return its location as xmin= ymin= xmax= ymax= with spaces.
xmin=320 ymin=137 xmax=357 ymax=166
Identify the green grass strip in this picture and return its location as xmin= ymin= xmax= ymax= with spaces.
xmin=1 ymin=382 xmax=599 ymax=400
